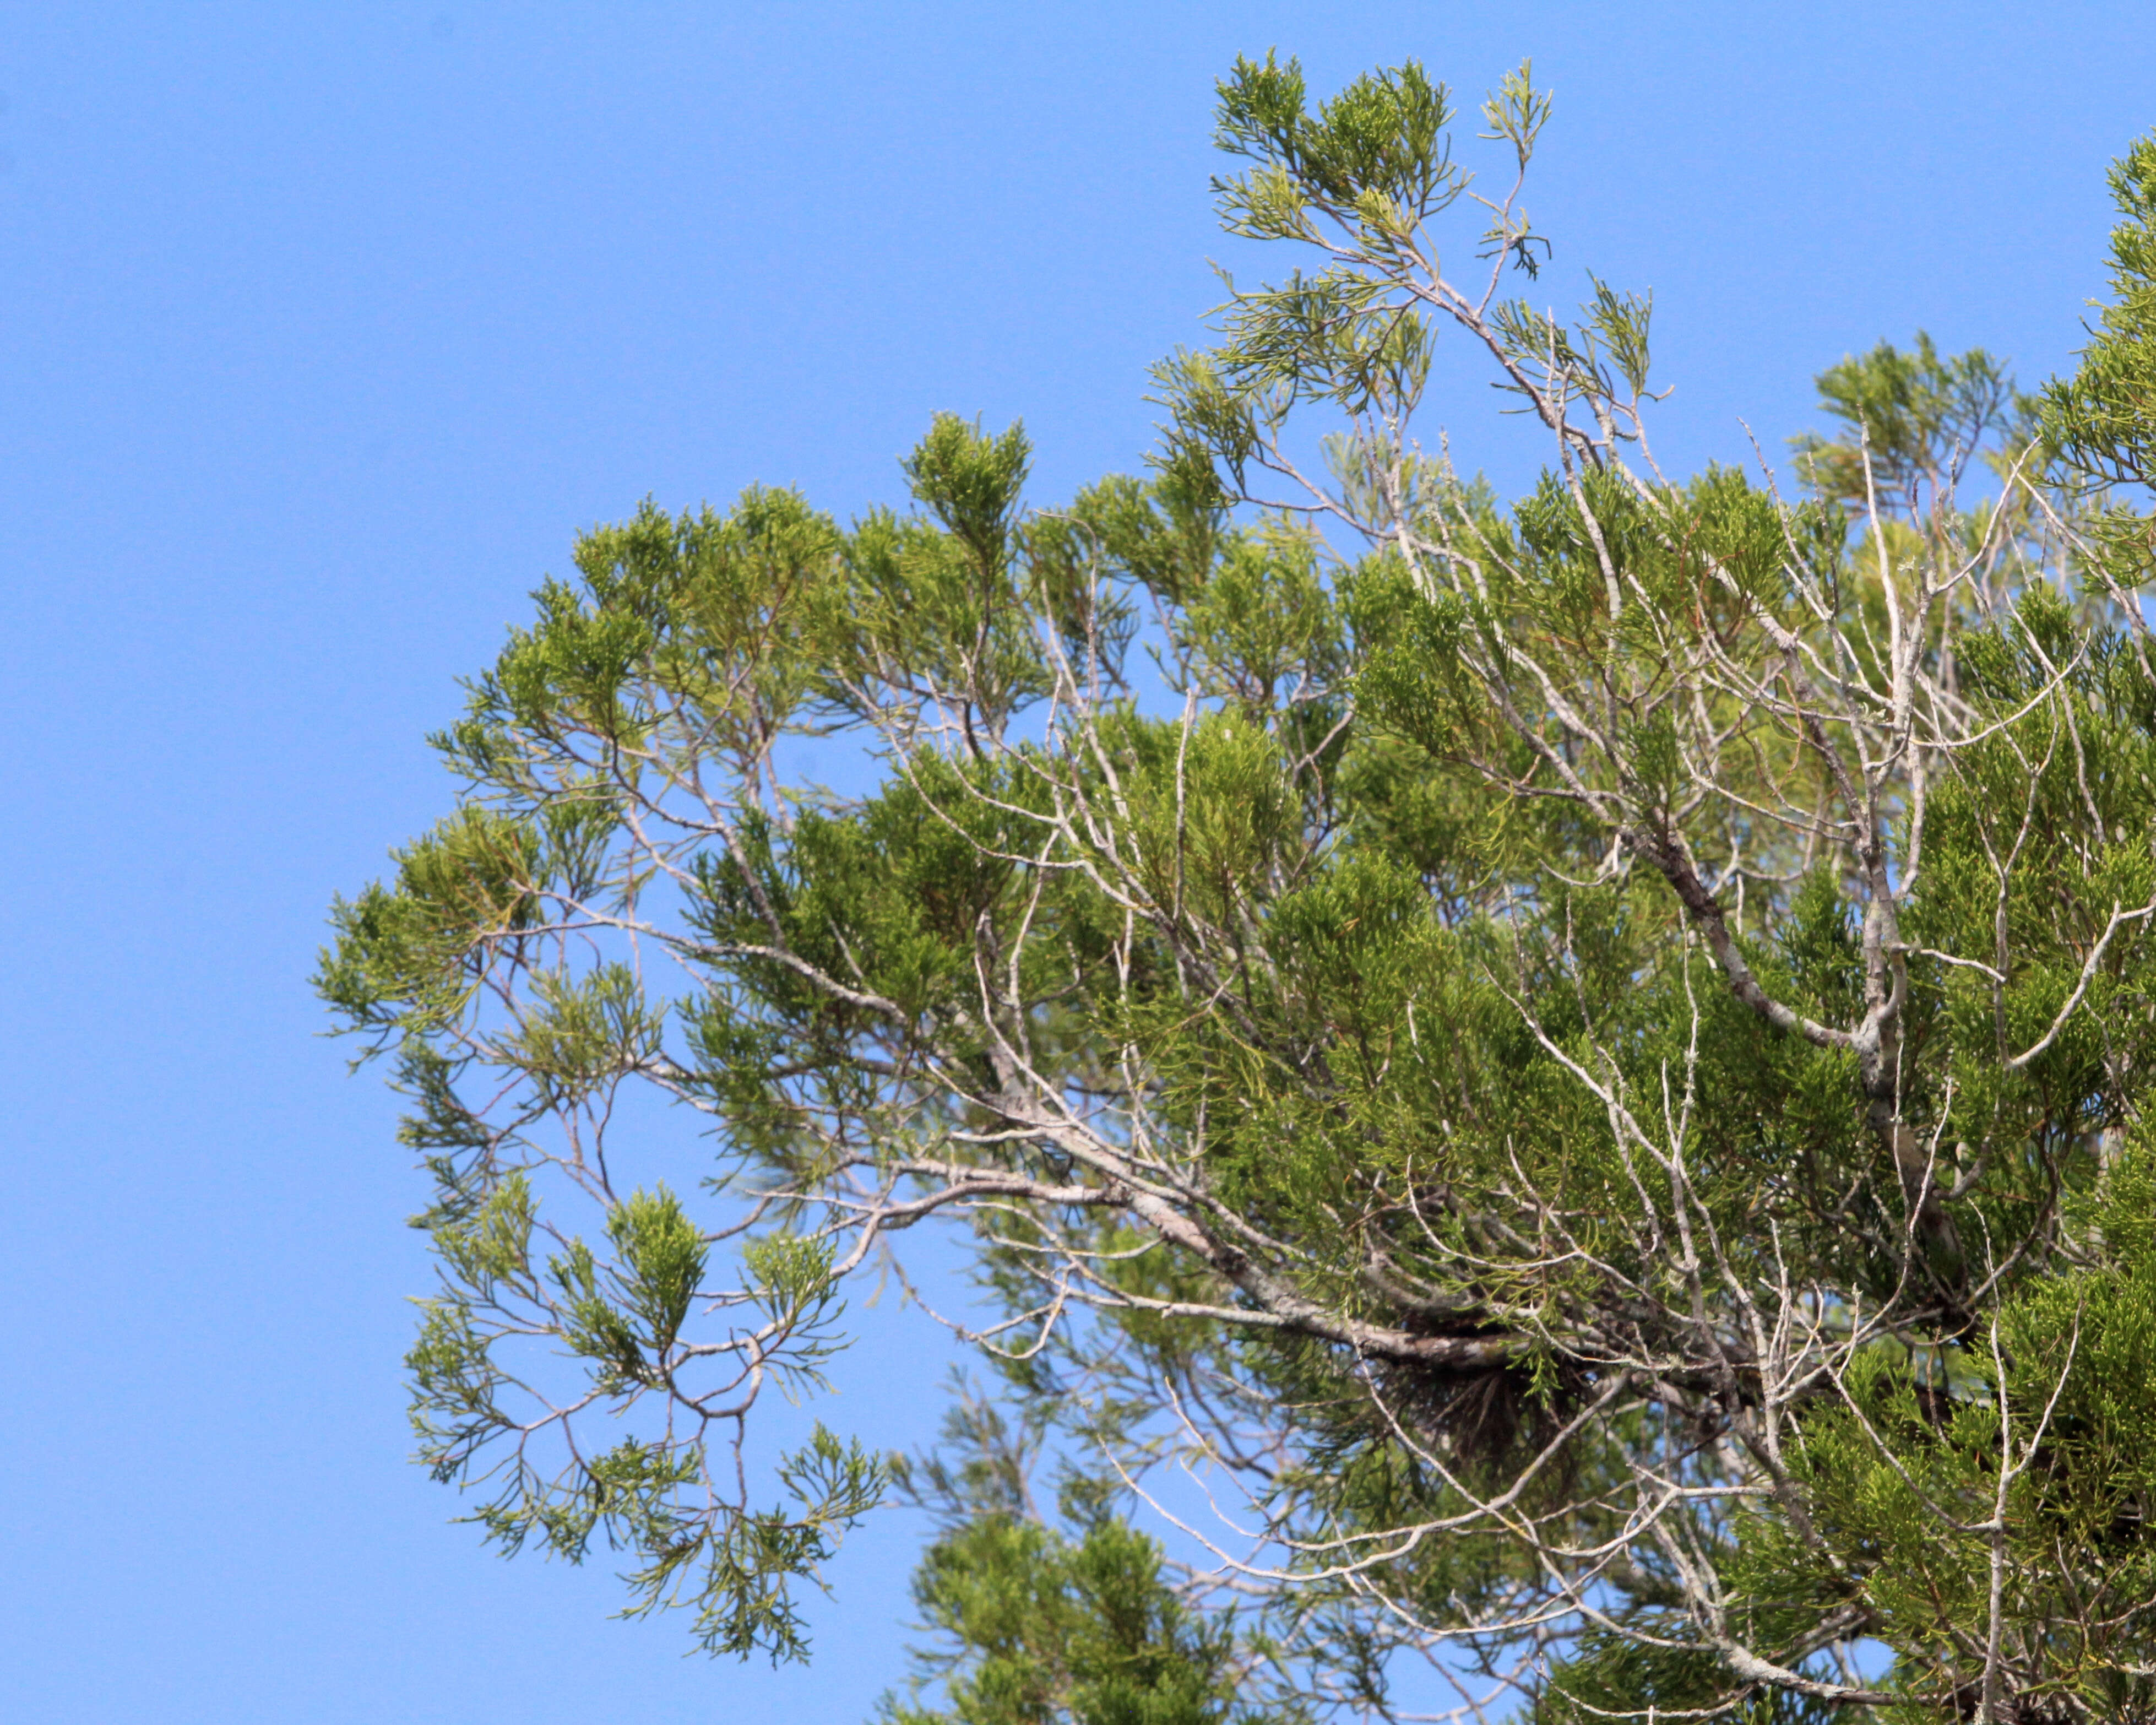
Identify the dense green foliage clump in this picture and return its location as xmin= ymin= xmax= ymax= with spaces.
xmin=323 ymin=56 xmax=2156 ymax=1725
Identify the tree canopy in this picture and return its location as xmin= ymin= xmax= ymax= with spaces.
xmin=322 ymin=54 xmax=2156 ymax=1725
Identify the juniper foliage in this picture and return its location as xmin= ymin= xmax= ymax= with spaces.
xmin=322 ymin=56 xmax=2156 ymax=1725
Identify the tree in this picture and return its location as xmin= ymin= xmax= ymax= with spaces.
xmin=321 ymin=52 xmax=2156 ymax=1724
xmin=873 ymin=1382 xmax=1297 ymax=1725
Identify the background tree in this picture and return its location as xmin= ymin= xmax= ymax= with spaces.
xmin=322 ymin=55 xmax=2156 ymax=1724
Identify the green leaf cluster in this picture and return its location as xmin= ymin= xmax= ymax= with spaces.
xmin=319 ymin=58 xmax=2156 ymax=1725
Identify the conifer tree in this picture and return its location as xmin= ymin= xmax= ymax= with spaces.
xmin=323 ymin=56 xmax=2156 ymax=1724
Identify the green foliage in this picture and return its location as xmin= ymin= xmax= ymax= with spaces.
xmin=2045 ymin=133 xmax=2156 ymax=493
xmin=883 ymin=1517 xmax=1244 ymax=1725
xmin=878 ymin=1393 xmax=1301 ymax=1725
xmin=1795 ymin=332 xmax=2013 ymax=512
xmin=319 ymin=806 xmax=542 ymax=1039
xmin=2045 ymin=132 xmax=2156 ymax=636
xmin=323 ymin=53 xmax=2156 ymax=1725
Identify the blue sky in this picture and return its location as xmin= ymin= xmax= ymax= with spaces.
xmin=3 ymin=4 xmax=2152 ymax=1720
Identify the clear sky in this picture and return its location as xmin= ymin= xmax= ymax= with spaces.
xmin=3 ymin=4 xmax=2152 ymax=1721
